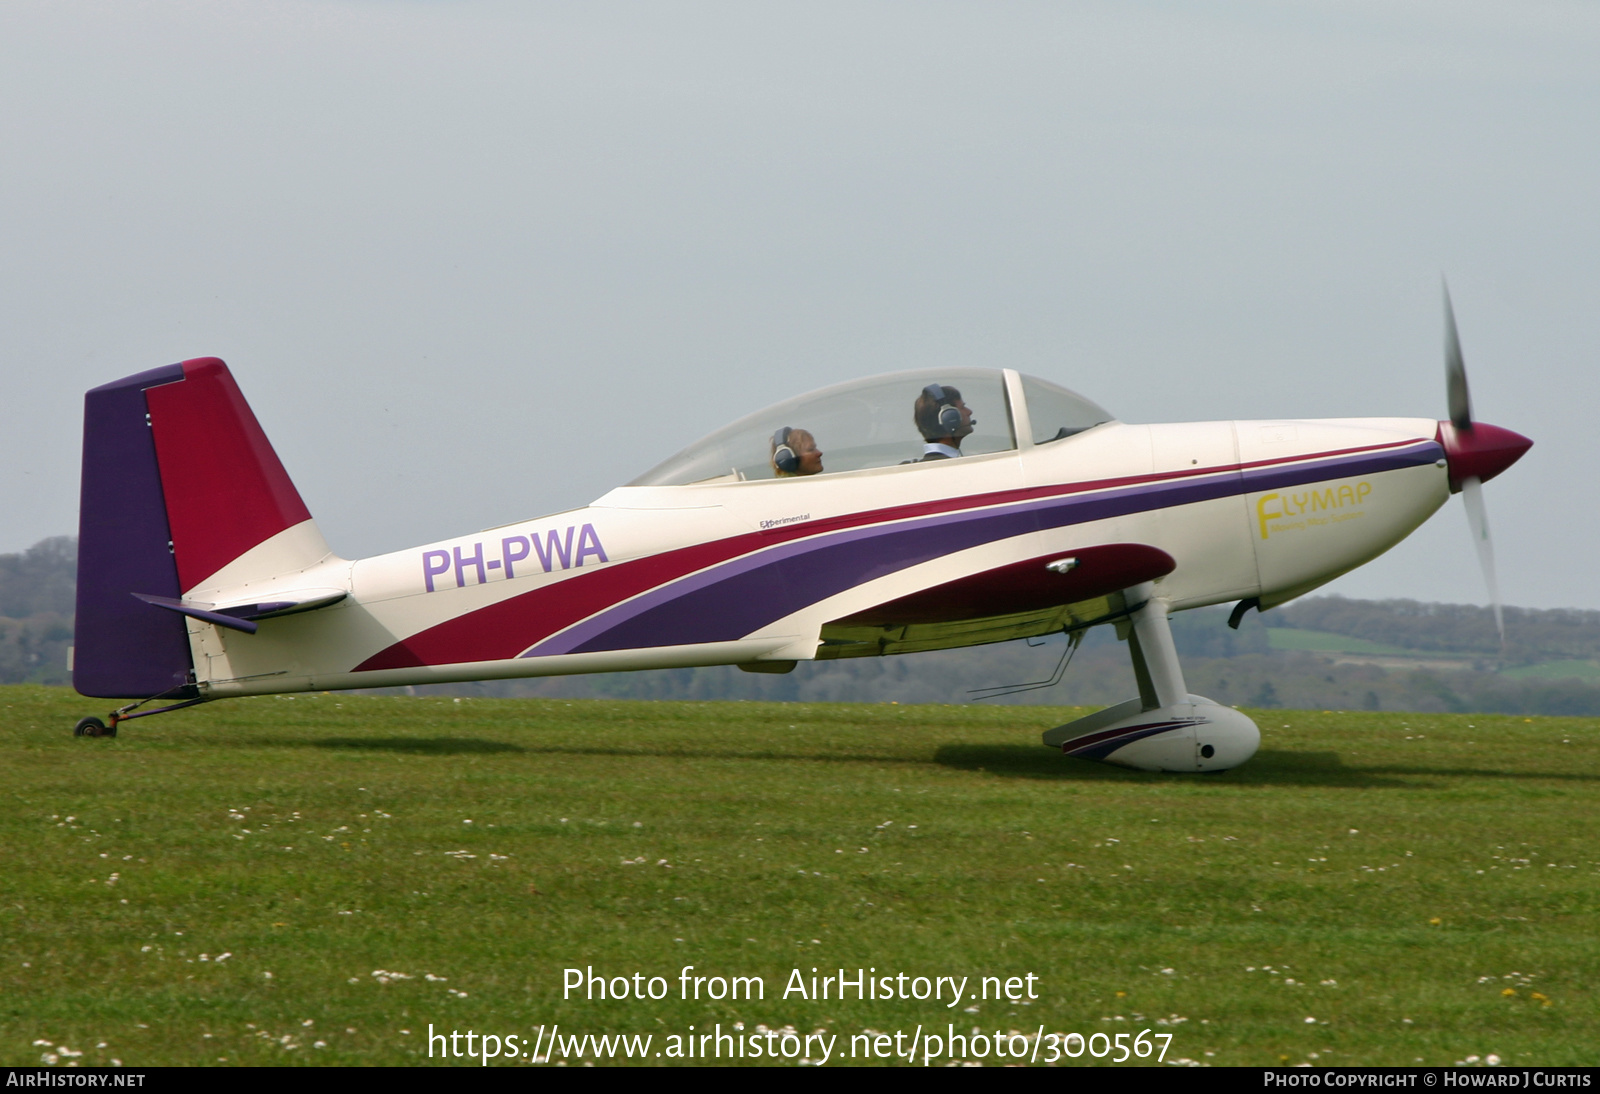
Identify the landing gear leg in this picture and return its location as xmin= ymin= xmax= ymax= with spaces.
xmin=1042 ymin=582 xmax=1261 ymax=771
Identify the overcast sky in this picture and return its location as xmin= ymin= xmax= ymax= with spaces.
xmin=3 ymin=1 xmax=1595 ymax=611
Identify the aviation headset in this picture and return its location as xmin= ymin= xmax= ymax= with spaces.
xmin=771 ymin=427 xmax=800 ymax=475
xmin=921 ymin=383 xmax=972 ymax=438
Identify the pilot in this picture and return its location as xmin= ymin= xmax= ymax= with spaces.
xmin=771 ymin=427 xmax=824 ymax=477
xmin=913 ymin=383 xmax=975 ymax=460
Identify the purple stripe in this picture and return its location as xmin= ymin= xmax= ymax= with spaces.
xmin=1062 ymin=716 xmax=1199 ymax=752
xmin=1241 ymin=441 xmax=1440 ymax=493
xmin=529 ymin=440 xmax=1440 ymax=656
xmin=74 ymin=364 xmax=198 ymax=699
xmin=1064 ymin=720 xmax=1191 ymax=761
xmin=527 ymin=496 xmax=1037 ymax=655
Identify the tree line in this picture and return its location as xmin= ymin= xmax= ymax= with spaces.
xmin=0 ymin=537 xmax=74 ymax=686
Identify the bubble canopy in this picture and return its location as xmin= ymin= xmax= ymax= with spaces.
xmin=629 ymin=368 xmax=1113 ymax=487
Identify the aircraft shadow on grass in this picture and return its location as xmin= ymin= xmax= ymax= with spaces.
xmin=934 ymin=746 xmax=1600 ymax=787
xmin=294 ymin=737 xmax=1387 ymax=785
xmin=934 ymin=746 xmax=1417 ymax=788
xmin=297 ymin=738 xmax=924 ymax=766
xmin=277 ymin=737 xmax=1596 ymax=786
xmin=1347 ymin=763 xmax=1600 ymax=785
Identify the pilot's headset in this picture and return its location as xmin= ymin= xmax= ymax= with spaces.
xmin=922 ymin=383 xmax=973 ymax=436
xmin=772 ymin=427 xmax=800 ymax=475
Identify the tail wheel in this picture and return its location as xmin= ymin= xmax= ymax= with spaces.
xmin=73 ymin=717 xmax=115 ymax=738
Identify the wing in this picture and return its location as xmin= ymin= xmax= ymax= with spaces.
xmin=816 ymin=542 xmax=1174 ymax=659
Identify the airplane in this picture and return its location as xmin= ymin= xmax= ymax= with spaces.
xmin=68 ymin=299 xmax=1530 ymax=772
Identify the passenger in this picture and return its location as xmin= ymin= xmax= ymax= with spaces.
xmin=771 ymin=427 xmax=824 ymax=477
xmin=913 ymin=383 xmax=976 ymax=460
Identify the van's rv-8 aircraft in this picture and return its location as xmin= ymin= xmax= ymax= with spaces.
xmin=71 ymin=302 xmax=1530 ymax=772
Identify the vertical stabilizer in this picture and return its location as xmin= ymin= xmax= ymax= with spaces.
xmin=74 ymin=358 xmax=329 ymax=699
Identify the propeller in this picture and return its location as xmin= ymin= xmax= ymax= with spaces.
xmin=1459 ymin=475 xmax=1502 ymax=643
xmin=1444 ymin=288 xmax=1472 ymax=430
xmin=1440 ymin=283 xmax=1525 ymax=646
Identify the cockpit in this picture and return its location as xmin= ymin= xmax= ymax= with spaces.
xmin=629 ymin=368 xmax=1113 ymax=487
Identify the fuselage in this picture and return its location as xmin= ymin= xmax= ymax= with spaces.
xmin=187 ymin=413 xmax=1450 ymax=698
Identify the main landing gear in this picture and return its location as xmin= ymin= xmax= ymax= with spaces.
xmin=1043 ymin=582 xmax=1261 ymax=772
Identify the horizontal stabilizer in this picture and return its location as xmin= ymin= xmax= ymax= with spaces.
xmin=133 ymin=589 xmax=348 ymax=635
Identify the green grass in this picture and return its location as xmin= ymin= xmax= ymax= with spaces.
xmin=1265 ymin=628 xmax=1416 ymax=657
xmin=1502 ymin=660 xmax=1600 ymax=682
xmin=2 ymin=685 xmax=1597 ymax=1067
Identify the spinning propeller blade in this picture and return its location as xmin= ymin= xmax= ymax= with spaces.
xmin=1460 ymin=476 xmax=1504 ymax=644
xmin=1441 ymin=283 xmax=1510 ymax=646
xmin=1444 ymin=284 xmax=1473 ymax=431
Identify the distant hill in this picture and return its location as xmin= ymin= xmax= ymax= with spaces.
xmin=1265 ymin=596 xmax=1600 ymax=666
xmin=11 ymin=536 xmax=1600 ymax=715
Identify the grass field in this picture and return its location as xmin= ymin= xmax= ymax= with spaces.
xmin=2 ymin=685 xmax=1596 ymax=1068
xmin=1502 ymin=660 xmax=1600 ymax=683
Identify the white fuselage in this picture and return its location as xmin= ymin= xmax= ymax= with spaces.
xmin=186 ymin=415 xmax=1448 ymax=698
